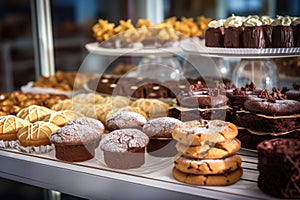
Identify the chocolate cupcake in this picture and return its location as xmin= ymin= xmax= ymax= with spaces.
xmin=100 ymin=129 xmax=149 ymax=169
xmin=292 ymin=17 xmax=300 ymax=47
xmin=242 ymin=17 xmax=265 ymax=48
xmin=205 ymin=19 xmax=225 ymax=47
xmin=223 ymin=15 xmax=244 ymax=48
xmin=257 ymin=138 xmax=300 ymax=198
xmin=50 ymin=124 xmax=102 ymax=162
xmin=142 ymin=117 xmax=182 ymax=157
xmin=271 ymin=16 xmax=294 ymax=48
xmin=260 ymin=16 xmax=274 ymax=48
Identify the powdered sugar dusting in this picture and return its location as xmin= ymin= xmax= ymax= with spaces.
xmin=50 ymin=124 xmax=100 ymax=145
xmin=100 ymin=129 xmax=149 ymax=152
xmin=106 ymin=111 xmax=147 ymax=130
xmin=142 ymin=117 xmax=182 ymax=138
xmin=66 ymin=117 xmax=104 ymax=134
xmin=178 ymin=120 xmax=228 ymax=135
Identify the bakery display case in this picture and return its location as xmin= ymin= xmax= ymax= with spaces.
xmin=0 ymin=1 xmax=300 ymax=200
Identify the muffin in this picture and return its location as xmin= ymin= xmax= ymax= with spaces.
xmin=50 ymin=123 xmax=102 ymax=162
xmin=100 ymin=129 xmax=149 ymax=169
xmin=105 ymin=111 xmax=147 ymax=131
xmin=142 ymin=117 xmax=182 ymax=157
xmin=17 ymin=121 xmax=59 ymax=147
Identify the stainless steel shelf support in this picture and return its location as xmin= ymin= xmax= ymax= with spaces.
xmin=30 ymin=0 xmax=55 ymax=78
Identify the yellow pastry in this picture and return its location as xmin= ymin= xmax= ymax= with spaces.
xmin=17 ymin=121 xmax=59 ymax=147
xmin=42 ymin=110 xmax=83 ymax=127
xmin=0 ymin=115 xmax=30 ymax=141
xmin=17 ymin=105 xmax=54 ymax=123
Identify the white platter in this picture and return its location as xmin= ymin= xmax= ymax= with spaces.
xmin=181 ymin=40 xmax=300 ymax=58
xmin=85 ymin=42 xmax=183 ymax=57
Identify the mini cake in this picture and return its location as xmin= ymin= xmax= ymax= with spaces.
xmin=292 ymin=17 xmax=300 ymax=47
xmin=42 ymin=110 xmax=83 ymax=127
xmin=50 ymin=123 xmax=102 ymax=162
xmin=223 ymin=15 xmax=244 ymax=48
xmin=17 ymin=105 xmax=55 ymax=123
xmin=205 ymin=19 xmax=225 ymax=47
xmin=261 ymin=16 xmax=274 ymax=47
xmin=100 ymin=129 xmax=149 ymax=169
xmin=170 ymin=81 xmax=228 ymax=121
xmin=0 ymin=115 xmax=30 ymax=141
xmin=257 ymin=138 xmax=300 ymax=198
xmin=142 ymin=117 xmax=182 ymax=157
xmin=242 ymin=17 xmax=265 ymax=48
xmin=17 ymin=121 xmax=59 ymax=147
xmin=271 ymin=16 xmax=294 ymax=48
xmin=236 ymin=88 xmax=300 ymax=149
xmin=105 ymin=106 xmax=148 ymax=121
xmin=105 ymin=111 xmax=147 ymax=131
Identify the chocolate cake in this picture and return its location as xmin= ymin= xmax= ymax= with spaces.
xmin=100 ymin=129 xmax=149 ymax=169
xmin=142 ymin=117 xmax=182 ymax=157
xmin=271 ymin=16 xmax=294 ymax=48
xmin=224 ymin=27 xmax=243 ymax=48
xmin=257 ymin=138 xmax=300 ymax=198
xmin=236 ymin=88 xmax=300 ymax=149
xmin=242 ymin=18 xmax=265 ymax=48
xmin=170 ymin=81 xmax=228 ymax=121
xmin=205 ymin=19 xmax=225 ymax=47
xmin=261 ymin=16 xmax=274 ymax=48
xmin=50 ymin=123 xmax=102 ymax=162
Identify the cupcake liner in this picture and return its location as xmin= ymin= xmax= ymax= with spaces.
xmin=0 ymin=140 xmax=18 ymax=149
xmin=14 ymin=141 xmax=54 ymax=154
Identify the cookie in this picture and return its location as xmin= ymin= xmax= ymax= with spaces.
xmin=174 ymin=154 xmax=242 ymax=175
xmin=172 ymin=167 xmax=243 ymax=186
xmin=176 ymin=138 xmax=241 ymax=159
xmin=172 ymin=120 xmax=238 ymax=146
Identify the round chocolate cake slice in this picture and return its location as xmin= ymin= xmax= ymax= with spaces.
xmin=257 ymin=138 xmax=300 ymax=198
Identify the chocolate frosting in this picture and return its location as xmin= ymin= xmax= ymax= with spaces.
xmin=272 ymin=26 xmax=294 ymax=48
xmin=293 ymin=24 xmax=300 ymax=47
xmin=242 ymin=26 xmax=266 ymax=48
xmin=205 ymin=27 xmax=224 ymax=47
xmin=224 ymin=27 xmax=243 ymax=48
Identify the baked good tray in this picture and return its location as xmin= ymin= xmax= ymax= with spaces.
xmin=0 ymin=145 xmax=282 ymax=200
xmin=181 ymin=40 xmax=300 ymax=58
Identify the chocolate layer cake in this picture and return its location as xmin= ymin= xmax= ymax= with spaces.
xmin=170 ymin=81 xmax=228 ymax=121
xmin=257 ymin=138 xmax=300 ymax=198
xmin=236 ymin=89 xmax=300 ymax=133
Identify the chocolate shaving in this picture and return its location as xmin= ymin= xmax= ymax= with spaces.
xmin=258 ymin=88 xmax=287 ymax=102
